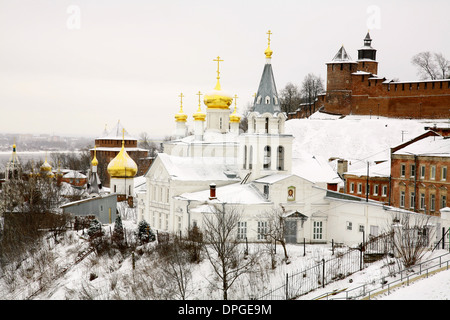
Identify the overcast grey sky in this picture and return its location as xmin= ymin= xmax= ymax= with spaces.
xmin=0 ymin=0 xmax=449 ymax=139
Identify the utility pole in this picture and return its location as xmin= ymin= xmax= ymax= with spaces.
xmin=366 ymin=161 xmax=369 ymax=202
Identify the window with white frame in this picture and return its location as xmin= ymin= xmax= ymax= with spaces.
xmin=420 ymin=193 xmax=425 ymax=210
xmin=373 ymin=184 xmax=379 ymax=196
xmin=442 ymin=167 xmax=447 ymax=181
xmin=410 ymin=192 xmax=415 ymax=209
xmin=430 ymin=194 xmax=436 ymax=212
xmin=357 ymin=183 xmax=362 ymax=194
xmin=441 ymin=195 xmax=447 ymax=209
xmin=420 ymin=165 xmax=426 ymax=179
xmin=350 ymin=182 xmax=355 ymax=193
xmin=313 ymin=221 xmax=323 ymax=240
xmin=237 ymin=221 xmax=247 ymax=240
xmin=400 ymin=191 xmax=405 ymax=207
xmin=382 ymin=185 xmax=387 ymax=197
xmin=400 ymin=164 xmax=406 ymax=177
xmin=431 ymin=166 xmax=436 ymax=180
xmin=410 ymin=164 xmax=416 ymax=178
xmin=257 ymin=221 xmax=268 ymax=240
xmin=346 ymin=221 xmax=352 ymax=230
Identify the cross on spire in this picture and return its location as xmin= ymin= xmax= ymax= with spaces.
xmin=267 ymin=30 xmax=272 ymax=46
xmin=213 ymin=56 xmax=224 ymax=80
xmin=179 ymin=92 xmax=184 ymax=108
xmin=196 ymin=91 xmax=203 ymax=108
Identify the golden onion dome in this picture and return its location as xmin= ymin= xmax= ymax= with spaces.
xmin=265 ymin=46 xmax=273 ymax=59
xmin=175 ymin=92 xmax=188 ymax=122
xmin=175 ymin=105 xmax=188 ymax=122
xmin=265 ymin=30 xmax=273 ymax=59
xmin=229 ymin=94 xmax=241 ymax=123
xmin=229 ymin=106 xmax=241 ymax=123
xmin=91 ymin=146 xmax=99 ymax=166
xmin=193 ymin=105 xmax=206 ymax=121
xmin=40 ymin=159 xmax=52 ymax=172
xmin=107 ymin=141 xmax=137 ymax=178
xmin=204 ymin=56 xmax=233 ymax=109
xmin=203 ymin=85 xmax=233 ymax=109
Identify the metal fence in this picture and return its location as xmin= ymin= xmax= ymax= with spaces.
xmin=255 ymin=232 xmax=400 ymax=300
xmin=256 ymin=247 xmax=364 ymax=300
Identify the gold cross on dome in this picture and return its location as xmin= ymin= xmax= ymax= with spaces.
xmin=234 ymin=94 xmax=238 ymax=107
xmin=213 ymin=56 xmax=224 ymax=80
xmin=179 ymin=92 xmax=184 ymax=107
xmin=267 ymin=30 xmax=272 ymax=46
xmin=196 ymin=91 xmax=202 ymax=107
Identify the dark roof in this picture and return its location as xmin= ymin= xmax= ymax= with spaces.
xmin=252 ymin=63 xmax=281 ymax=114
xmin=332 ymin=46 xmax=354 ymax=62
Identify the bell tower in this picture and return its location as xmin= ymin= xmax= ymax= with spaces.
xmin=239 ymin=30 xmax=293 ymax=181
xmin=357 ymin=32 xmax=378 ymax=74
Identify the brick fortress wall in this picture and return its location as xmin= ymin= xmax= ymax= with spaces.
xmin=289 ymin=33 xmax=450 ymax=119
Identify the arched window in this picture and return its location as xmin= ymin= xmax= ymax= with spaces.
xmin=265 ymin=96 xmax=271 ymax=104
xmin=256 ymin=96 xmax=262 ymax=104
xmin=263 ymin=146 xmax=271 ymax=169
xmin=277 ymin=146 xmax=284 ymax=171
xmin=249 ymin=146 xmax=253 ymax=170
xmin=265 ymin=118 xmax=269 ymax=133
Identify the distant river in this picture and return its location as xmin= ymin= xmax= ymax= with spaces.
xmin=0 ymin=151 xmax=82 ymax=167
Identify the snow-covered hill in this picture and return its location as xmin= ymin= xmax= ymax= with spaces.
xmin=1 ymin=214 xmax=449 ymax=301
xmin=286 ymin=114 xmax=448 ymax=171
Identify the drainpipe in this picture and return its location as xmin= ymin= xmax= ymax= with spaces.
xmin=414 ymin=155 xmax=418 ymax=213
xmin=186 ymin=200 xmax=191 ymax=232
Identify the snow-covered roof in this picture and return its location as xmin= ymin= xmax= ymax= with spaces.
xmin=344 ymin=160 xmax=391 ymax=178
xmin=291 ymin=152 xmax=342 ymax=184
xmin=170 ymin=130 xmax=239 ymax=144
xmin=97 ymin=121 xmax=137 ymax=141
xmin=393 ymin=136 xmax=450 ymax=157
xmin=286 ymin=115 xmax=445 ymax=164
xmin=253 ymin=173 xmax=293 ymax=184
xmin=177 ymin=182 xmax=270 ymax=205
xmin=90 ymin=147 xmax=148 ymax=152
xmin=157 ymin=153 xmax=240 ymax=182
xmin=63 ymin=170 xmax=87 ymax=179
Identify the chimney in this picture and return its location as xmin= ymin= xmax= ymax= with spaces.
xmin=209 ymin=183 xmax=216 ymax=200
xmin=337 ymin=159 xmax=348 ymax=176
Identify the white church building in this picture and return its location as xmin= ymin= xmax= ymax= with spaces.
xmin=136 ymin=32 xmax=449 ymax=247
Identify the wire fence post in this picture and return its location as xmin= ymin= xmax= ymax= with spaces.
xmin=322 ymin=259 xmax=325 ymax=288
xmin=285 ymin=273 xmax=289 ymax=300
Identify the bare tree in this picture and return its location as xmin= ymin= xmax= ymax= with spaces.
xmin=156 ymin=237 xmax=195 ymax=300
xmin=434 ymin=53 xmax=450 ymax=79
xmin=262 ymin=208 xmax=290 ymax=264
xmin=411 ymin=51 xmax=438 ymax=80
xmin=301 ymin=73 xmax=324 ymax=116
xmin=390 ymin=212 xmax=435 ymax=268
xmin=138 ymin=132 xmax=161 ymax=157
xmin=279 ymin=82 xmax=301 ymax=114
xmin=201 ymin=205 xmax=256 ymax=300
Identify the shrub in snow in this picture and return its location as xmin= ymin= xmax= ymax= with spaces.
xmin=136 ymin=220 xmax=156 ymax=244
xmin=112 ymin=214 xmax=124 ymax=245
xmin=87 ymin=219 xmax=103 ymax=239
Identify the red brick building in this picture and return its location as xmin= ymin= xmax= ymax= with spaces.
xmin=343 ymin=160 xmax=391 ymax=204
xmin=90 ymin=121 xmax=151 ymax=187
xmin=343 ymin=129 xmax=450 ymax=215
xmin=390 ymin=131 xmax=450 ymax=216
xmin=289 ymin=32 xmax=450 ymax=119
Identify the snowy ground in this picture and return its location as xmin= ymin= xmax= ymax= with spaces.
xmin=1 ymin=215 xmax=449 ymax=301
xmin=286 ymin=115 xmax=449 ymax=172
